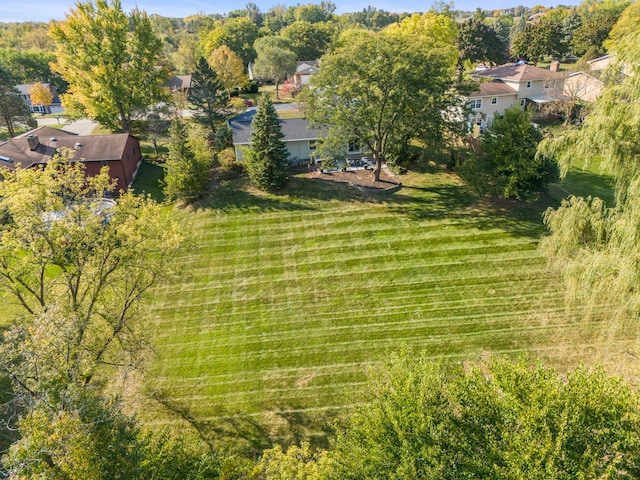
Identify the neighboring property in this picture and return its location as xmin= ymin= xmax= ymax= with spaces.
xmin=230 ymin=110 xmax=326 ymax=165
xmin=16 ymin=83 xmax=63 ymax=114
xmin=0 ymin=126 xmax=142 ymax=191
xmin=166 ymin=75 xmax=193 ymax=96
xmin=563 ymin=71 xmax=604 ymax=103
xmin=291 ymin=61 xmax=320 ymax=87
xmin=587 ymin=54 xmax=613 ymax=73
xmin=467 ymin=63 xmax=567 ymax=130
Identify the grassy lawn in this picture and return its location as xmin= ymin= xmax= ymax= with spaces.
xmin=139 ymin=162 xmax=624 ymax=453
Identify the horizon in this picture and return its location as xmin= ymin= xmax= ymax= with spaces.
xmin=2 ymin=0 xmax=579 ymax=23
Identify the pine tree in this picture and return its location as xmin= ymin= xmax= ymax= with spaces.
xmin=189 ymin=57 xmax=228 ymax=139
xmin=163 ymin=119 xmax=213 ymax=201
xmin=245 ymin=95 xmax=290 ymax=191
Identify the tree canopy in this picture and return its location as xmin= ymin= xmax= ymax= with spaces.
xmin=253 ymin=36 xmax=297 ymax=98
xmin=49 ymin=0 xmax=169 ymax=132
xmin=200 ymin=16 xmax=260 ymax=66
xmin=0 ymin=65 xmax=33 ymax=137
xmin=304 ymin=13 xmax=462 ymax=181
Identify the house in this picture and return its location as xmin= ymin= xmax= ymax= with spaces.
xmin=291 ymin=61 xmax=320 ymax=87
xmin=563 ymin=71 xmax=604 ymax=103
xmin=230 ymin=110 xmax=327 ymax=166
xmin=467 ymin=63 xmax=567 ymax=130
xmin=16 ymin=83 xmax=63 ymax=114
xmin=587 ymin=55 xmax=613 ymax=72
xmin=166 ymin=75 xmax=193 ymax=96
xmin=0 ymin=126 xmax=142 ymax=191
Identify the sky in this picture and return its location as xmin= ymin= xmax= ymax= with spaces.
xmin=2 ymin=0 xmax=580 ymax=23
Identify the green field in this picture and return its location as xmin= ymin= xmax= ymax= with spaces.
xmin=139 ymin=164 xmax=624 ymax=452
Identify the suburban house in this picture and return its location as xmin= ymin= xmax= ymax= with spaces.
xmin=230 ymin=110 xmax=327 ymax=165
xmin=16 ymin=83 xmax=63 ymax=114
xmin=563 ymin=71 xmax=604 ymax=103
xmin=291 ymin=61 xmax=320 ymax=87
xmin=467 ymin=63 xmax=567 ymax=131
xmin=587 ymin=54 xmax=613 ymax=72
xmin=166 ymin=75 xmax=193 ymax=96
xmin=0 ymin=126 xmax=142 ymax=191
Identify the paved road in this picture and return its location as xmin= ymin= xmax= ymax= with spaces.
xmin=37 ymin=117 xmax=99 ymax=136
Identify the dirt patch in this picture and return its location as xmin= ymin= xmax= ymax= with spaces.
xmin=308 ymin=168 xmax=400 ymax=190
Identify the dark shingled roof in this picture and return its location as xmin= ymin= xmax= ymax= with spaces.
xmin=230 ymin=110 xmax=325 ymax=145
xmin=473 ymin=63 xmax=566 ymax=82
xmin=469 ymin=79 xmax=518 ymax=97
xmin=166 ymin=75 xmax=193 ymax=90
xmin=0 ymin=128 xmax=135 ymax=171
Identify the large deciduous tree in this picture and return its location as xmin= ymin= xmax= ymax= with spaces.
xmin=538 ymin=5 xmax=640 ymax=324
xmin=0 ymin=65 xmax=33 ymax=137
xmin=304 ymin=13 xmax=462 ymax=182
xmin=208 ymin=45 xmax=249 ymax=97
xmin=245 ymin=94 xmax=289 ymax=191
xmin=200 ymin=16 xmax=260 ymax=66
xmin=459 ymin=106 xmax=559 ymax=199
xmin=457 ymin=18 xmax=508 ymax=67
xmin=329 ymin=354 xmax=640 ymax=479
xmin=253 ymin=36 xmax=297 ymax=99
xmin=28 ymin=81 xmax=54 ymax=113
xmin=511 ymin=16 xmax=567 ymax=63
xmin=49 ymin=0 xmax=169 ymax=132
xmin=0 ymin=152 xmax=181 ymax=399
xmin=280 ymin=21 xmax=335 ymax=60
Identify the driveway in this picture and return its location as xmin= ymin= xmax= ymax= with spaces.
xmin=37 ymin=117 xmax=99 ymax=136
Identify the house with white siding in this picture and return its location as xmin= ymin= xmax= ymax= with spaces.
xmin=467 ymin=63 xmax=567 ymax=131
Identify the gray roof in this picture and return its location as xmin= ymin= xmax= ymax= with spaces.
xmin=230 ymin=110 xmax=325 ymax=145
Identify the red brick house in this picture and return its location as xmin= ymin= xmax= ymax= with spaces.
xmin=0 ymin=126 xmax=142 ymax=192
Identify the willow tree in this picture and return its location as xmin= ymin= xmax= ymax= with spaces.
xmin=304 ymin=13 xmax=462 ymax=182
xmin=50 ymin=0 xmax=169 ymax=132
xmin=538 ymin=2 xmax=640 ymax=324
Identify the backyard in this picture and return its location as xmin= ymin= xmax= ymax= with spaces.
xmin=134 ymin=160 xmax=627 ymax=453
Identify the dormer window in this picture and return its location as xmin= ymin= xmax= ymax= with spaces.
xmin=526 ymin=81 xmax=532 ymax=89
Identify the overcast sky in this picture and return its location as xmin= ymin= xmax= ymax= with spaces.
xmin=2 ymin=1 xmax=579 ymax=23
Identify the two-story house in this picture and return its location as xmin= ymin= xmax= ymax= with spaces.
xmin=16 ymin=83 xmax=63 ymax=114
xmin=467 ymin=63 xmax=567 ymax=131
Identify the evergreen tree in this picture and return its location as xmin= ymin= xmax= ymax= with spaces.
xmin=245 ymin=95 xmax=289 ymax=191
xmin=189 ymin=57 xmax=228 ymax=139
xmin=164 ymin=119 xmax=213 ymax=201
xmin=0 ymin=65 xmax=32 ymax=137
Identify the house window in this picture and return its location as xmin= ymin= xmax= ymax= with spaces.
xmin=469 ymin=98 xmax=482 ymax=109
xmin=491 ymin=97 xmax=498 ymax=105
xmin=348 ymin=141 xmax=361 ymax=153
xmin=519 ymin=99 xmax=527 ymax=108
xmin=526 ymin=81 xmax=532 ymax=89
xmin=309 ymin=140 xmax=317 ymax=152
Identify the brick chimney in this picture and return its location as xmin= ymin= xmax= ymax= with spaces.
xmin=549 ymin=61 xmax=560 ymax=72
xmin=27 ymin=135 xmax=40 ymax=151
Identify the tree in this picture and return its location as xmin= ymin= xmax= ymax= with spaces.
xmin=200 ymin=16 xmax=260 ymax=66
xmin=0 ymin=152 xmax=181 ymax=400
xmin=245 ymin=95 xmax=289 ymax=191
xmin=251 ymin=442 xmax=332 ymax=479
xmin=304 ymin=14 xmax=462 ymax=182
xmin=28 ymin=81 xmax=54 ymax=113
xmin=459 ymin=106 xmax=558 ymax=199
xmin=0 ymin=65 xmax=32 ymax=137
xmin=164 ymin=119 xmax=214 ymax=202
xmin=208 ymin=45 xmax=249 ymax=97
xmin=457 ymin=18 xmax=508 ymax=67
xmin=281 ymin=21 xmax=335 ymax=60
xmin=572 ymin=0 xmax=630 ymax=57
xmin=329 ymin=353 xmax=640 ymax=479
xmin=49 ymin=0 xmax=169 ymax=132
xmin=190 ymin=57 xmax=229 ymax=138
xmin=511 ymin=17 xmax=567 ymax=63
xmin=253 ymin=36 xmax=297 ymax=99
xmin=537 ymin=8 xmax=640 ymax=323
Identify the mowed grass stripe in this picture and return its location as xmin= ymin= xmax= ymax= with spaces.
xmin=143 ymin=171 xmax=608 ymax=442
